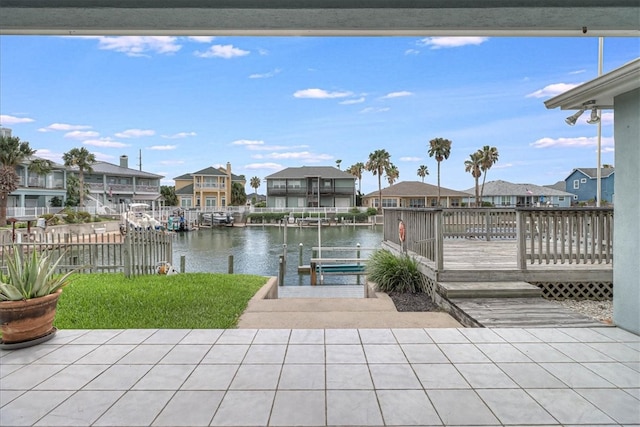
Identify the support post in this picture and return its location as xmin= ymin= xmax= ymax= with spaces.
xmin=278 ymin=255 xmax=285 ymax=286
xmin=516 ymin=210 xmax=527 ymax=270
xmin=180 ymin=255 xmax=186 ymax=273
xmin=310 ymin=261 xmax=317 ymax=286
xmin=298 ymin=243 xmax=303 ymax=267
xmin=356 ymin=243 xmax=361 ymax=285
xmin=228 ymin=254 xmax=234 ymax=274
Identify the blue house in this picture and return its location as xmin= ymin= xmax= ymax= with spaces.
xmin=565 ymin=167 xmax=615 ymax=205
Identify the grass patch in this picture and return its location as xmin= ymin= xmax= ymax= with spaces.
xmin=55 ymin=273 xmax=267 ymax=329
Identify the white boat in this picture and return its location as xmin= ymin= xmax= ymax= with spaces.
xmin=201 ymin=211 xmax=234 ymax=226
xmin=121 ymin=203 xmax=162 ymax=232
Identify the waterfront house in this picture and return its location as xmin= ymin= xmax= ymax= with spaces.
xmin=564 ymin=167 xmax=615 ymax=205
xmin=464 ymin=180 xmax=574 ymax=207
xmin=9 ymin=155 xmax=67 ymax=211
xmin=264 ymin=166 xmax=356 ymax=208
xmin=362 ymin=181 xmax=468 ymax=209
xmin=174 ymin=162 xmax=245 ymax=209
xmin=81 ymin=155 xmax=163 ymax=209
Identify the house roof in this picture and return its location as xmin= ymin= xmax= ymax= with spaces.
xmin=175 ymin=183 xmax=194 ymax=195
xmin=465 ymin=180 xmax=574 ymax=197
xmin=568 ymin=167 xmax=615 ymax=180
xmin=26 ymin=155 xmax=65 ymax=169
xmin=174 ymin=166 xmax=244 ymax=181
xmin=545 ymin=181 xmax=566 ymax=192
xmin=266 ymin=166 xmax=355 ymax=180
xmin=73 ymin=161 xmax=163 ymax=179
xmin=363 ymin=181 xmax=469 ymax=198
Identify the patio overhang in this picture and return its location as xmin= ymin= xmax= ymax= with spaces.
xmin=544 ymin=58 xmax=640 ymax=110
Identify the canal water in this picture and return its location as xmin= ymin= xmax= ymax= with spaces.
xmin=171 ymin=224 xmax=383 ymax=286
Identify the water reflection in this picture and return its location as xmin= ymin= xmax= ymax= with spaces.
xmin=171 ymin=225 xmax=383 ymax=285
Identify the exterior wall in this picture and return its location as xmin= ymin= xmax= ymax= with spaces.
xmin=266 ymin=176 xmax=355 ymax=207
xmin=613 ymin=88 xmax=640 ymax=335
xmin=565 ymin=170 xmax=614 ymax=204
xmin=10 ymin=164 xmax=67 ymax=208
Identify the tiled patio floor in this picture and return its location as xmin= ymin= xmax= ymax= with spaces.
xmin=1 ymin=327 xmax=639 ymax=426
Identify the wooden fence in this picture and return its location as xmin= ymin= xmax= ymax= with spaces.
xmin=0 ymin=230 xmax=172 ymax=277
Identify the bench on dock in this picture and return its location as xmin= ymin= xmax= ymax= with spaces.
xmin=309 ymin=257 xmax=367 ymax=285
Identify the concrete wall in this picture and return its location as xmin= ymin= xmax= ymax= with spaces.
xmin=613 ymin=88 xmax=640 ymax=335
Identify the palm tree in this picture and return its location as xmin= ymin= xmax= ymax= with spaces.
xmin=479 ymin=145 xmax=499 ymax=200
xmin=464 ymin=151 xmax=483 ymax=207
xmin=62 ymin=147 xmax=96 ymax=208
xmin=417 ymin=165 xmax=429 ymax=183
xmin=346 ymin=162 xmax=365 ymax=195
xmin=249 ymin=176 xmax=261 ymax=194
xmin=335 ymin=159 xmax=342 ymax=169
xmin=386 ymin=163 xmax=399 ymax=186
xmin=0 ymin=135 xmax=36 ymax=226
xmin=365 ymin=149 xmax=391 ymax=211
xmin=428 ymin=137 xmax=452 ymax=206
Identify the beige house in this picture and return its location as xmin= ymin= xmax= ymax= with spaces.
xmin=362 ymin=181 xmax=469 ymax=209
xmin=174 ymin=163 xmax=244 ymax=209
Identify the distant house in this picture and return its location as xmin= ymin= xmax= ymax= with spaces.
xmin=82 ymin=155 xmax=164 ymax=208
xmin=174 ymin=162 xmax=245 ymax=209
xmin=464 ymin=180 xmax=573 ymax=207
xmin=362 ymin=181 xmax=468 ymax=208
xmin=246 ymin=192 xmax=266 ymax=205
xmin=564 ymin=167 xmax=615 ymax=204
xmin=264 ymin=166 xmax=356 ymax=208
xmin=9 ymin=156 xmax=67 ymax=210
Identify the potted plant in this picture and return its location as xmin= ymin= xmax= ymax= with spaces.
xmin=0 ymin=249 xmax=77 ymax=349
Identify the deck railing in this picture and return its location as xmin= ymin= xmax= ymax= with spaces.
xmin=383 ymin=207 xmax=614 ymax=271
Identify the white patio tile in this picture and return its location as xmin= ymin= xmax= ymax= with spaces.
xmin=278 ymin=364 xmax=325 ymax=390
xmin=583 ymin=362 xmax=640 ymax=388
xmin=144 ymin=329 xmax=190 ymax=344
xmin=47 ymin=329 xmax=90 ymax=344
xmin=289 ymin=329 xmax=324 ymax=344
xmin=34 ymin=390 xmax=124 ymax=426
xmin=369 ymin=364 xmax=422 ymax=389
xmin=455 ymin=363 xmax=519 ymax=388
xmin=84 ymin=364 xmax=153 ymax=390
xmin=0 ymin=344 xmax=61 ymax=364
xmin=326 ymin=364 xmax=374 ymax=390
xmin=491 ymin=328 xmax=542 ymax=343
xmin=152 ymin=390 xmax=224 ymax=426
xmin=556 ymin=327 xmax=616 ymax=343
xmin=216 ymin=329 xmax=257 ymax=344
xmin=117 ymin=344 xmax=173 ymax=364
xmin=591 ymin=326 xmax=640 ymax=342
xmin=35 ymin=364 xmax=110 ymax=390
xmin=70 ymin=330 xmax=123 ymax=345
xmin=363 ymin=344 xmax=407 ymax=363
xmin=179 ymin=329 xmax=224 ymax=344
xmin=326 ymin=390 xmax=383 ymax=426
xmin=475 ymin=343 xmax=532 ymax=363
xmin=496 ymin=363 xmax=567 ymax=389
xmin=33 ymin=345 xmax=98 ymax=364
xmin=359 ymin=328 xmax=397 ymax=344
xmin=76 ymin=344 xmax=135 ymax=364
xmin=586 ymin=342 xmax=640 ymax=362
xmin=476 ymin=388 xmax=556 ymax=425
xmin=253 ymin=328 xmax=291 ymax=344
xmin=577 ymin=388 xmax=640 ymax=424
xmin=243 ymin=344 xmax=287 ymax=364
xmin=270 ymin=390 xmax=325 ymax=426
xmin=392 ymin=328 xmax=433 ymax=343
xmin=181 ymin=364 xmax=239 ymax=390
xmin=376 ymin=389 xmax=441 ymax=426
xmin=425 ymin=328 xmax=470 ymax=343
xmin=132 ymin=364 xmax=195 ymax=390
xmin=325 ymin=328 xmax=361 ymax=344
xmin=210 ymin=390 xmax=275 ymax=426
xmin=1 ymin=364 xmax=65 ymax=390
xmin=106 ymin=329 xmax=157 ymax=344
xmin=512 ymin=343 xmax=574 ymax=363
xmin=93 ymin=390 xmax=174 ymax=426
xmin=0 ymin=389 xmax=25 ymax=408
xmin=284 ymin=344 xmax=325 ymax=364
xmin=326 ymin=344 xmax=366 ymax=364
xmin=526 ymin=388 xmax=615 ymax=425
xmin=413 ymin=363 xmax=471 ymax=389
xmin=437 ymin=343 xmax=491 ymax=363
xmin=0 ymin=363 xmax=24 ymax=379
xmin=525 ymin=328 xmax=577 ymax=343
xmin=0 ymin=390 xmax=74 ymax=426
xmin=201 ymin=344 xmax=249 ymax=364
xmin=159 ymin=344 xmax=210 ymax=364
xmin=549 ymin=342 xmax=615 ymax=362
xmin=400 ymin=343 xmax=449 ymax=364
xmin=427 ymin=389 xmax=499 ymax=425
xmin=540 ymin=362 xmax=616 ymax=388
xmin=459 ymin=328 xmax=506 ymax=343
xmin=229 ymin=364 xmax=282 ymax=390
xmin=623 ymin=387 xmax=640 ymax=400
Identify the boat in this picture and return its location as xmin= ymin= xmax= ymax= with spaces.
xmin=201 ymin=211 xmax=234 ymax=227
xmin=167 ymin=208 xmax=189 ymax=232
xmin=120 ymin=203 xmax=162 ymax=233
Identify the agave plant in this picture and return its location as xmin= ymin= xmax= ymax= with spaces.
xmin=0 ymin=249 xmax=76 ymax=301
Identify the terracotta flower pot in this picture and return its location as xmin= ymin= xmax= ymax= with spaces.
xmin=0 ymin=290 xmax=61 ymax=344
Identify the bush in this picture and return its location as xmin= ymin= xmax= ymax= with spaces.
xmin=246 ymin=212 xmax=290 ymax=224
xmin=76 ymin=211 xmax=92 ymax=223
xmin=366 ymin=207 xmax=379 ymax=216
xmin=366 ymin=249 xmax=426 ymax=293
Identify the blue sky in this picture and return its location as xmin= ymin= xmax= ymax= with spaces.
xmin=1 ymin=36 xmax=638 ymax=195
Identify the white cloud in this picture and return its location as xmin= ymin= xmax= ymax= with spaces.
xmin=293 ymin=88 xmax=353 ymax=99
xmin=601 ymin=112 xmax=614 ymax=126
xmin=187 ymin=36 xmax=215 ymax=43
xmin=162 ymin=132 xmax=197 ymax=139
xmin=255 ymin=151 xmax=332 ymax=161
xmin=83 ymin=138 xmax=129 ymax=148
xmin=32 ymin=148 xmax=62 ymax=162
xmin=232 ymin=139 xmax=265 ymax=147
xmin=569 ymin=69 xmax=587 ymax=75
xmin=526 ymin=83 xmax=582 ymax=98
xmin=1 ymin=114 xmax=35 ymax=125
xmin=87 ymin=36 xmax=181 ymax=57
xmin=38 ymin=123 xmax=91 ymax=132
xmin=400 ymin=156 xmax=421 ymax=162
xmin=340 ymin=97 xmax=366 ymax=105
xmin=245 ymin=162 xmax=282 ymax=170
xmin=405 ymin=49 xmax=420 ymax=55
xmin=195 ymin=44 xmax=250 ymax=59
xmin=418 ymin=37 xmax=488 ymax=49
xmin=530 ymin=136 xmax=614 ymax=149
xmin=65 ymin=130 xmax=99 ymax=139
xmin=248 ymin=144 xmax=308 ymax=152
xmin=159 ymin=160 xmax=185 ymax=165
xmin=149 ymin=145 xmax=177 ymax=151
xmin=492 ymin=163 xmax=514 ymax=169
xmin=601 ymin=147 xmax=615 ymax=153
xmin=360 ymin=107 xmax=391 ymax=114
xmin=115 ymin=129 xmax=155 ymax=138
xmin=382 ymin=91 xmax=413 ymax=99
xmin=249 ymin=69 xmax=282 ymax=79
xmin=92 ymin=151 xmax=116 ymax=162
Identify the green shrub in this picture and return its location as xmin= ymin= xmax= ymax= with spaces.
xmin=366 ymin=207 xmax=379 ymax=216
xmin=76 ymin=211 xmax=92 ymax=223
xmin=366 ymin=249 xmax=426 ymax=293
xmin=246 ymin=212 xmax=289 ymax=224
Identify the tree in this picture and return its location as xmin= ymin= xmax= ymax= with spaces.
xmin=365 ymin=149 xmax=392 ymax=211
xmin=464 ymin=151 xmax=483 ymax=207
xmin=479 ymin=145 xmax=499 ymax=200
xmin=417 ymin=165 xmax=429 ymax=183
xmin=62 ymin=147 xmax=96 ymax=208
xmin=160 ymin=185 xmax=178 ymax=206
xmin=428 ymin=137 xmax=452 ymax=206
xmin=346 ymin=162 xmax=365 ymax=195
xmin=231 ymin=181 xmax=247 ymax=206
xmin=335 ymin=159 xmax=342 ymax=169
xmin=249 ymin=176 xmax=261 ymax=194
xmin=64 ymin=174 xmax=85 ymax=207
xmin=386 ymin=163 xmax=399 ymax=186
xmin=0 ymin=135 xmax=36 ymax=226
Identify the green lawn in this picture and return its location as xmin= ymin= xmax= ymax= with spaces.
xmin=55 ymin=273 xmax=267 ymax=329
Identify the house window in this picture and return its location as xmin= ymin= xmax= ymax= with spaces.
xmin=501 ymin=196 xmax=510 ymax=206
xmin=573 ymin=180 xmax=580 ymax=189
xmin=381 ymin=198 xmax=397 ymax=208
xmin=580 ymin=178 xmax=587 ymax=183
xmin=180 ymin=197 xmax=192 ymax=208
xmin=221 ymin=197 xmax=226 ymax=207
xmin=450 ymin=198 xmax=461 ymax=207
xmin=558 ymin=196 xmax=565 ymax=202
xmin=287 ymin=180 xmax=302 ymax=189
xmin=409 ymin=198 xmax=425 ymax=208
xmin=205 ymin=197 xmax=217 ymax=207
xmin=272 ymin=180 xmax=286 ymax=189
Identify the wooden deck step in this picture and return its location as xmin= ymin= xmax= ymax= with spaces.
xmin=451 ymin=297 xmax=607 ymax=328
xmin=438 ymin=281 xmax=542 ymax=298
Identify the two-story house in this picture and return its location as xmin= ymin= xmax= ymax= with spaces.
xmin=565 ymin=167 xmax=615 ymax=204
xmin=174 ymin=162 xmax=245 ymax=209
xmin=9 ymin=156 xmax=67 ymax=210
xmin=265 ymin=166 xmax=356 ymax=208
xmin=81 ymin=155 xmax=164 ymax=208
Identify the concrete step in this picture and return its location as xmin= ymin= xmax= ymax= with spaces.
xmin=438 ymin=281 xmax=542 ymax=298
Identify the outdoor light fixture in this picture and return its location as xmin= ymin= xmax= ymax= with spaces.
xmin=565 ymin=100 xmax=597 ymax=126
